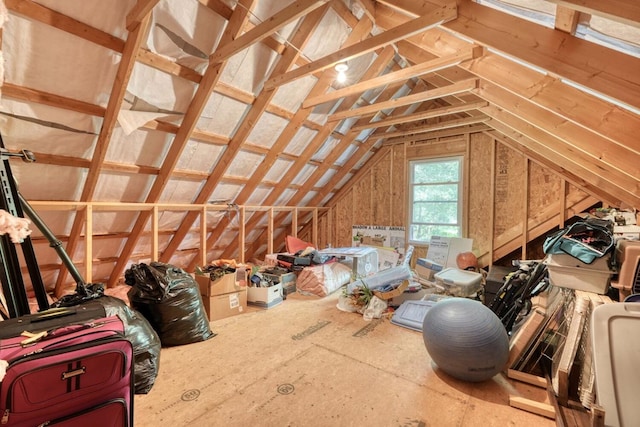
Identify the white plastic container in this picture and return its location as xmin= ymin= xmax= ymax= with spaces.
xmin=543 ymin=253 xmax=612 ymax=294
xmin=433 ymin=268 xmax=482 ymax=297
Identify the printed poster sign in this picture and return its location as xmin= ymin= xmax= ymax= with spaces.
xmin=352 ymin=225 xmax=406 ymax=269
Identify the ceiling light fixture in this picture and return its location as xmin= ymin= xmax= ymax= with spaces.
xmin=335 ymin=62 xmax=348 ymax=84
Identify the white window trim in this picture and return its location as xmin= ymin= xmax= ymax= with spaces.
xmin=408 ymin=156 xmax=464 ymax=244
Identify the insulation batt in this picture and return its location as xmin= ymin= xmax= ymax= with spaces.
xmin=0 ymin=210 xmax=32 ymax=243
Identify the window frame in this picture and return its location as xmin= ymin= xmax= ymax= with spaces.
xmin=408 ymin=156 xmax=464 ymax=244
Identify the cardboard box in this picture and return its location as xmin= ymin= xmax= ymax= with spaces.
xmin=202 ymin=288 xmax=247 ymax=321
xmin=262 ymin=271 xmax=296 ymax=295
xmin=196 ymin=272 xmax=241 ymax=297
xmin=247 ymin=283 xmax=283 ymax=308
xmin=373 ymin=280 xmax=409 ymax=300
xmin=415 ymin=258 xmax=443 ymax=280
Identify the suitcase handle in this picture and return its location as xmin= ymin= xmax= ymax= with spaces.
xmin=30 ymin=307 xmax=78 ymax=323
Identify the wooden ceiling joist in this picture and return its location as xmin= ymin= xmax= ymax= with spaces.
xmin=5 ymin=0 xmax=125 ymax=52
xmin=303 ymin=45 xmax=482 ymax=109
xmin=382 ymin=123 xmax=491 ymax=145
xmin=263 ymin=2 xmax=457 ymax=90
xmin=380 ymin=114 xmax=490 ymax=140
xmin=0 ymin=83 xmax=106 ymax=117
xmin=328 ymin=77 xmax=477 ymax=122
xmin=350 ymin=99 xmax=487 ymax=132
xmin=354 ymin=0 xmax=377 ymax=23
xmin=197 ymin=0 xmax=234 ymax=20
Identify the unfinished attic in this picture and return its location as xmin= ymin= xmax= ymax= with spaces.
xmin=0 ymin=0 xmax=639 ymax=425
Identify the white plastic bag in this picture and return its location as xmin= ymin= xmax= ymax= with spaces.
xmin=363 ymin=296 xmax=387 ymax=321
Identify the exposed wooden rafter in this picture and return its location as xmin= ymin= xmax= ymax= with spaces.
xmin=264 ymin=3 xmax=457 ymax=90
xmin=328 ymin=77 xmax=478 ymax=122
xmin=303 ymin=46 xmax=482 ymax=108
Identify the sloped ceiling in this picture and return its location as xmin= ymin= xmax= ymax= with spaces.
xmin=0 ymin=0 xmax=639 ymax=292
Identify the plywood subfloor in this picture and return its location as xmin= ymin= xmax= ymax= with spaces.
xmin=135 ymin=292 xmax=556 ymax=427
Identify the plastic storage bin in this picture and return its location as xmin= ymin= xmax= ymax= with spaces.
xmin=433 ymin=268 xmax=483 ymax=297
xmin=543 ymin=253 xmax=612 ymax=294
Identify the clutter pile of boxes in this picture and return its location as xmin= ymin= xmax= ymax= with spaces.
xmin=195 ymin=263 xmax=296 ymax=321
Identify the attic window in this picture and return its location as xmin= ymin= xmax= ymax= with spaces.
xmin=408 ymin=157 xmax=463 ymax=244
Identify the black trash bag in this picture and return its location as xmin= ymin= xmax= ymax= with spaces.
xmin=52 ymin=286 xmax=162 ymax=394
xmin=51 ymin=282 xmax=105 ymax=307
xmin=125 ymin=262 xmax=215 ymax=347
xmin=85 ymin=296 xmax=162 ymax=394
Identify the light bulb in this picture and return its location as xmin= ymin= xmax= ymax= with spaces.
xmin=334 ymin=62 xmax=348 ymax=84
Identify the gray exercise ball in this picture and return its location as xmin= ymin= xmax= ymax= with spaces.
xmin=422 ymin=298 xmax=509 ymax=382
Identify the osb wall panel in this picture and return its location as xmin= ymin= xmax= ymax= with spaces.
xmin=353 ymin=173 xmax=372 ymax=225
xmin=528 ymin=161 xmax=562 ymax=224
xmin=494 ymin=141 xmax=525 ymax=236
xmin=334 ymin=192 xmax=353 ymax=248
xmin=371 ymin=148 xmax=392 ymax=225
xmin=391 ymin=145 xmax=406 ymax=226
xmin=468 ymin=133 xmax=493 ymax=257
xmin=325 ymin=132 xmax=602 ymax=265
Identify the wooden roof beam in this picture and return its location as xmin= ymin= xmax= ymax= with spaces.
xmin=381 ymin=123 xmax=491 ymax=145
xmin=350 ymin=99 xmax=487 ymax=132
xmin=328 ymin=77 xmax=477 ymax=122
xmin=53 ymin=13 xmax=152 ymax=295
xmin=185 ymin=17 xmax=386 ymax=268
xmin=161 ymin=4 xmax=332 ymax=265
xmin=108 ymin=0 xmax=259 ymax=286
xmin=444 ymin=0 xmax=640 ymax=110
xmin=481 ymin=105 xmax=640 ymax=208
xmin=354 ymin=0 xmax=376 ymax=22
xmin=264 ymin=2 xmax=457 ymax=90
xmin=477 ymin=81 xmax=640 ymax=183
xmin=460 ymin=51 xmax=639 ymax=154
xmin=212 ymin=51 xmax=409 ymax=263
xmin=303 ymin=45 xmax=482 ymax=108
xmin=126 ymin=0 xmax=159 ymax=31
xmin=0 ymin=83 xmax=106 ymax=117
xmin=546 ymin=0 xmax=640 ymax=28
xmin=197 ymin=0 xmax=234 ymax=20
xmin=209 ymin=0 xmax=329 ymax=63
xmin=379 ymin=114 xmax=490 ymax=140
xmin=5 ymin=0 xmax=125 ymax=51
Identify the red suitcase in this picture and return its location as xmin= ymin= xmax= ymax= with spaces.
xmin=0 ymin=315 xmax=134 ymax=427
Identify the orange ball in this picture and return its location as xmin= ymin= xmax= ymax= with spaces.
xmin=456 ymin=251 xmax=478 ymax=271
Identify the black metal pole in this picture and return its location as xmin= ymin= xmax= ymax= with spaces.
xmin=19 ymin=194 xmax=87 ymax=288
